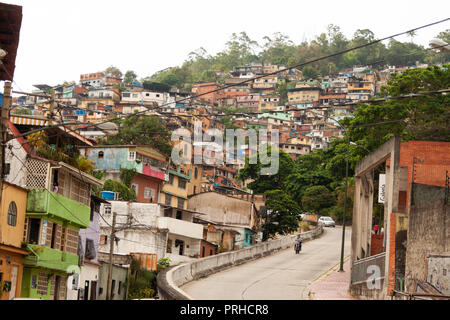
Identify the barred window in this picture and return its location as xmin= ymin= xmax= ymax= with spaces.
xmin=37 ymin=273 xmax=48 ymax=296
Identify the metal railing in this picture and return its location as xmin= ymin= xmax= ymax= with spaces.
xmin=351 ymin=252 xmax=386 ymax=285
xmin=391 ymin=290 xmax=450 ymax=300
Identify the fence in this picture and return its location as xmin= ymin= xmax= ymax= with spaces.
xmin=351 ymin=252 xmax=385 ymax=285
xmin=391 ymin=290 xmax=450 ymax=300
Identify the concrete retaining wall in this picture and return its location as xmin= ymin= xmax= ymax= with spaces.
xmin=157 ymin=225 xmax=324 ymax=300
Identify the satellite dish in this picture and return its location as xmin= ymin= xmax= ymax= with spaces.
xmin=429 ymin=38 xmax=450 ymax=53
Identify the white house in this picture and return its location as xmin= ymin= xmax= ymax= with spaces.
xmin=98 ymin=201 xmax=204 ymax=266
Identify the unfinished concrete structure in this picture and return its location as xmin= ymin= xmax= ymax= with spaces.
xmin=350 ymin=136 xmax=401 ymax=299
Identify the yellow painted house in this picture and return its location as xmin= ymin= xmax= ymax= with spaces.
xmin=0 ymin=182 xmax=28 ymax=300
xmin=159 ymin=167 xmax=190 ymax=210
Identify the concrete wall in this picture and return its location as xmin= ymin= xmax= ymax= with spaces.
xmin=187 ymin=192 xmax=254 ymax=227
xmin=404 ymin=184 xmax=449 ymax=295
xmin=157 ymin=225 xmax=323 ymax=300
xmin=97 ymin=262 xmax=128 ymax=300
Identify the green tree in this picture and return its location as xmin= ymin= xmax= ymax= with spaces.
xmin=237 ymin=148 xmax=294 ymax=194
xmin=301 ymin=185 xmax=335 ymax=215
xmin=102 ymin=179 xmax=136 ymax=201
xmin=262 ymin=190 xmax=301 ymax=240
xmin=123 ymin=70 xmax=138 ymax=84
xmin=104 ymin=65 xmax=123 ymax=78
xmin=102 ymin=115 xmax=172 ymax=156
xmin=342 ymin=64 xmax=450 ymax=150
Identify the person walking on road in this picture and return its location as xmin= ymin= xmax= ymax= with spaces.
xmin=294 ymin=236 xmax=302 ymax=254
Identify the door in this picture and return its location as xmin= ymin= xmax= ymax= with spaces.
xmin=90 ymin=281 xmax=97 ymax=300
xmin=54 ymin=276 xmax=60 ymax=300
xmin=9 ymin=266 xmax=18 ymax=300
xmin=179 ymin=240 xmax=184 ymax=256
xmin=84 ymin=281 xmax=90 ymax=301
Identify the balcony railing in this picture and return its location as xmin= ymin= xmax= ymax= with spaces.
xmin=351 ymin=252 xmax=386 ymax=285
xmin=26 ymin=189 xmax=91 ymax=228
xmin=23 ymin=244 xmax=79 ymax=272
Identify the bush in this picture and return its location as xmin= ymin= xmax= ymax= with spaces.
xmin=298 ymin=221 xmax=310 ymax=232
xmin=102 ymin=179 xmax=136 ymax=201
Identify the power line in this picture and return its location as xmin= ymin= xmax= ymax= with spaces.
xmin=9 ymin=18 xmax=449 ymax=139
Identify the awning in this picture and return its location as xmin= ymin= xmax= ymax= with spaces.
xmin=10 ymin=115 xmax=48 ymax=126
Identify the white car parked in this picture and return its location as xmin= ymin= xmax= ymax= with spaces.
xmin=318 ymin=216 xmax=336 ymax=227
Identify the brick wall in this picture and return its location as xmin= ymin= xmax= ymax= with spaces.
xmin=386 ymin=141 xmax=450 ymax=214
xmin=387 ymin=213 xmax=396 ymax=296
xmin=370 ymin=234 xmax=384 ymax=256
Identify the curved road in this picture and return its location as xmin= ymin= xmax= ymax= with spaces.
xmin=181 ymin=226 xmax=352 ymax=300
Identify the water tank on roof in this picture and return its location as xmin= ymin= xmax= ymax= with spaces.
xmin=101 ymin=191 xmax=115 ymax=200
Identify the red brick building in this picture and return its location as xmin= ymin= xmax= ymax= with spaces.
xmin=191 ymin=82 xmax=222 ymax=106
xmin=385 ymin=141 xmax=450 ymax=295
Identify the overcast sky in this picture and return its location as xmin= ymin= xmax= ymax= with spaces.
xmin=3 ymin=0 xmax=450 ymax=93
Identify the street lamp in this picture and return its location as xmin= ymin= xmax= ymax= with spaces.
xmin=339 ymin=134 xmax=350 ymax=272
xmin=339 ymin=140 xmax=370 ymax=272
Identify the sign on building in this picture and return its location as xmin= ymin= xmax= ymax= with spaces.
xmin=378 ymin=174 xmax=386 ymax=203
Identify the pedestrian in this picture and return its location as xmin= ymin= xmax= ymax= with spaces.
xmin=294 ymin=241 xmax=300 ymax=254
xmin=374 ymin=224 xmax=379 ymax=234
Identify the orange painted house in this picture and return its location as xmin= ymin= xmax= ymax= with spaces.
xmin=0 ymin=182 xmax=29 ymax=300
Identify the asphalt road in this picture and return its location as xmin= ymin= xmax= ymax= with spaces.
xmin=181 ymin=226 xmax=352 ymax=300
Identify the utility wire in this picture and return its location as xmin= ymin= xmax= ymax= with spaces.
xmin=8 ymin=17 xmax=449 ymax=139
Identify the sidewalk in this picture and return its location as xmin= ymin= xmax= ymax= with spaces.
xmin=307 ymin=258 xmax=358 ymax=300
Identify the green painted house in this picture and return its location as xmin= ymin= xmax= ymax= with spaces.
xmin=21 ymin=157 xmax=102 ymax=300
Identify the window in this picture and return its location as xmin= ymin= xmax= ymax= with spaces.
xmin=28 ymin=218 xmax=41 ymax=245
xmin=176 ymin=210 xmax=182 ymax=220
xmin=194 ymin=167 xmax=198 ymax=179
xmin=100 ymin=235 xmax=108 ymax=245
xmin=111 ymin=280 xmax=115 ymax=298
xmin=177 ymin=198 xmax=185 ymax=209
xmin=85 ymin=239 xmax=96 ymax=260
xmin=104 ymin=205 xmax=112 ymax=215
xmin=168 ymin=175 xmax=174 ymax=185
xmin=98 ymin=151 xmax=104 ymax=159
xmin=144 ymin=187 xmax=155 ymax=201
xmin=165 ymin=194 xmax=172 ymax=206
xmin=7 ymin=202 xmax=17 ymax=226
xmin=178 ymin=179 xmax=186 ymax=189
xmin=118 ymin=281 xmax=122 ymax=295
xmin=131 ymin=184 xmax=138 ymax=195
xmin=128 ymin=151 xmax=136 ymax=161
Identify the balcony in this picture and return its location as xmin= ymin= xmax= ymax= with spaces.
xmin=26 ymin=189 xmax=90 ymax=228
xmin=23 ymin=244 xmax=79 ymax=272
xmin=157 ymin=217 xmax=203 ymax=240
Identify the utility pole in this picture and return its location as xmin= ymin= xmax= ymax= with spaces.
xmin=0 ymin=81 xmax=12 ymax=208
xmin=48 ymin=89 xmax=56 ymax=126
xmin=106 ymin=211 xmax=117 ymax=300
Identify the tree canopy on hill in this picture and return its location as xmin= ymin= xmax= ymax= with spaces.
xmin=147 ymin=27 xmax=449 ymax=89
